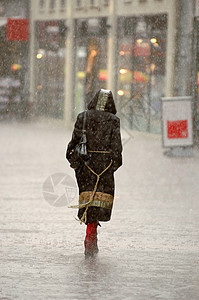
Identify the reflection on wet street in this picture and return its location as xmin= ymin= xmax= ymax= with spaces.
xmin=0 ymin=121 xmax=199 ymax=300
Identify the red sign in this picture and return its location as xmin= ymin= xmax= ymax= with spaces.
xmin=6 ymin=19 xmax=29 ymax=41
xmin=167 ymin=120 xmax=188 ymax=139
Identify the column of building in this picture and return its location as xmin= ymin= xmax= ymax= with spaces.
xmin=64 ymin=0 xmax=75 ymax=127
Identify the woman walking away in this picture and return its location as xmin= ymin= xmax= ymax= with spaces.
xmin=66 ymin=89 xmax=122 ymax=257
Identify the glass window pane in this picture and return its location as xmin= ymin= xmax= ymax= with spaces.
xmin=74 ymin=18 xmax=108 ymax=118
xmin=117 ymin=15 xmax=167 ymax=133
xmin=35 ymin=20 xmax=66 ymax=118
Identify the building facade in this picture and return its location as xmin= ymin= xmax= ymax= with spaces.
xmin=30 ymin=0 xmax=180 ymax=133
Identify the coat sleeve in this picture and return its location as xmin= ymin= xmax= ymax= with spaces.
xmin=66 ymin=113 xmax=83 ymax=162
xmin=110 ymin=117 xmax=123 ymax=172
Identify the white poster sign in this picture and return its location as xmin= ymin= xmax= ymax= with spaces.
xmin=162 ymin=97 xmax=193 ymax=147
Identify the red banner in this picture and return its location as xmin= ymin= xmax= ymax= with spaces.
xmin=6 ymin=19 xmax=29 ymax=41
xmin=167 ymin=120 xmax=188 ymax=139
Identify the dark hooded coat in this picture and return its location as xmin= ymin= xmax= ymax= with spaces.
xmin=66 ymin=90 xmax=122 ymax=223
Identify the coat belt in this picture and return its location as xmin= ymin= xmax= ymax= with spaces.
xmin=88 ymin=150 xmax=111 ymax=154
xmin=79 ymin=191 xmax=113 ymax=210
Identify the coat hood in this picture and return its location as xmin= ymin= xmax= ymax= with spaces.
xmin=87 ymin=89 xmax=117 ymax=115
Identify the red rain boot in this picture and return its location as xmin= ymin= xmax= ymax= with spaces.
xmin=84 ymin=222 xmax=99 ymax=257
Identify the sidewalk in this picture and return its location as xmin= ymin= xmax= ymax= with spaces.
xmin=0 ymin=120 xmax=199 ymax=300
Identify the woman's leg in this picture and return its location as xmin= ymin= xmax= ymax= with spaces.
xmin=84 ymin=222 xmax=99 ymax=256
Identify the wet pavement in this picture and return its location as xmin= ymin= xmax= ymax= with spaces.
xmin=0 ymin=119 xmax=199 ymax=300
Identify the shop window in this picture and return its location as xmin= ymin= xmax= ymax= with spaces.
xmin=35 ymin=20 xmax=66 ymax=119
xmin=117 ymin=15 xmax=167 ymax=133
xmin=0 ymin=28 xmax=30 ymax=118
xmin=74 ymin=18 xmax=108 ymax=117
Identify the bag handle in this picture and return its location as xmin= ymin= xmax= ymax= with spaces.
xmin=82 ymin=110 xmax=87 ymax=133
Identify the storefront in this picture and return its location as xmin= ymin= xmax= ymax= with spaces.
xmin=30 ymin=0 xmax=177 ymax=131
